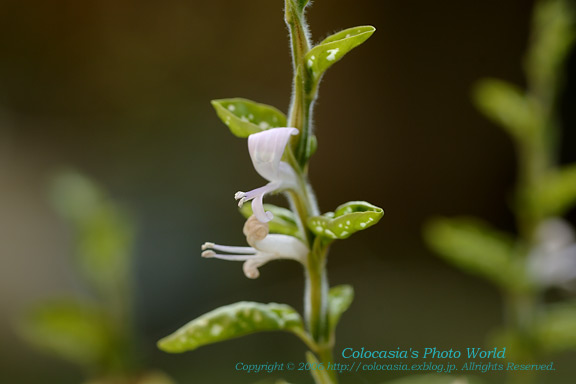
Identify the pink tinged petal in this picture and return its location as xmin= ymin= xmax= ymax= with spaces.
xmin=235 ymin=182 xmax=279 ymax=222
xmin=248 ymin=127 xmax=298 ymax=182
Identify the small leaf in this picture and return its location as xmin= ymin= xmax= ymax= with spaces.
xmin=424 ymin=218 xmax=529 ymax=291
xmin=239 ymin=203 xmax=300 ymax=238
xmin=474 ymin=79 xmax=536 ymax=141
xmin=211 ymin=98 xmax=287 ymax=138
xmin=526 ymin=0 xmax=576 ymax=92
xmin=328 ymin=285 xmax=354 ymax=331
xmin=384 ymin=374 xmax=482 ymax=384
xmin=305 ymin=26 xmax=375 ymax=81
xmin=532 ymin=164 xmax=576 ymax=216
xmin=308 ymin=201 xmax=383 ymax=240
xmin=533 ymin=304 xmax=576 ymax=353
xmin=18 ymin=301 xmax=111 ymax=368
xmin=158 ymin=302 xmax=305 ymax=353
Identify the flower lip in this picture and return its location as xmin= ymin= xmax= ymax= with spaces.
xmin=235 ymin=127 xmax=299 ymax=223
xmin=201 ymin=231 xmax=308 ymax=279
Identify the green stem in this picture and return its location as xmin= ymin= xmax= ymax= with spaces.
xmin=284 ymin=2 xmax=337 ymax=383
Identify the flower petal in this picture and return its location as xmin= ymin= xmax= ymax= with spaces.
xmin=248 ymin=127 xmax=298 ymax=182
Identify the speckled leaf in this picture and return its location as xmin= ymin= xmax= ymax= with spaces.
xmin=328 ymin=285 xmax=354 ymax=330
xmin=239 ymin=203 xmax=300 ymax=238
xmin=308 ymin=201 xmax=383 ymax=240
xmin=305 ymin=26 xmax=375 ymax=81
xmin=474 ymin=79 xmax=536 ymax=140
xmin=158 ymin=302 xmax=305 ymax=353
xmin=211 ymin=98 xmax=287 ymax=138
xmin=534 ymin=304 xmax=576 ymax=353
xmin=18 ymin=301 xmax=111 ymax=368
xmin=425 ymin=218 xmax=530 ymax=292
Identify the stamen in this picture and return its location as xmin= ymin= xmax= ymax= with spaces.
xmin=201 ymin=242 xmax=215 ymax=250
xmin=201 ymin=250 xmax=216 ymax=258
xmin=206 ymin=253 xmax=258 ymax=261
xmin=203 ymin=243 xmax=256 ymax=254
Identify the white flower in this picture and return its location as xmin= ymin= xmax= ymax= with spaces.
xmin=235 ymin=127 xmax=299 ymax=223
xmin=201 ymin=216 xmax=308 ymax=279
xmin=528 ymin=218 xmax=576 ymax=290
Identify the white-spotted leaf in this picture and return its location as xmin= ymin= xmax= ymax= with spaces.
xmin=158 ymin=302 xmax=305 ymax=353
xmin=308 ymin=201 xmax=383 ymax=240
xmin=305 ymin=26 xmax=375 ymax=81
xmin=211 ymin=98 xmax=287 ymax=138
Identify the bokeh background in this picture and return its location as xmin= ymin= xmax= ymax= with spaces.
xmin=1 ymin=0 xmax=575 ymax=383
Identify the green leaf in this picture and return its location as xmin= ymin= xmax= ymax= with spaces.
xmin=533 ymin=304 xmax=576 ymax=353
xmin=474 ymin=79 xmax=536 ymax=141
xmin=526 ymin=0 xmax=576 ymax=92
xmin=424 ymin=218 xmax=529 ymax=291
xmin=84 ymin=371 xmax=176 ymax=384
xmin=239 ymin=203 xmax=301 ymax=238
xmin=532 ymin=164 xmax=576 ymax=216
xmin=308 ymin=201 xmax=383 ymax=240
xmin=18 ymin=301 xmax=111 ymax=368
xmin=384 ymin=374 xmax=483 ymax=384
xmin=211 ymin=98 xmax=287 ymax=138
xmin=50 ymin=171 xmax=135 ymax=304
xmin=328 ymin=285 xmax=354 ymax=331
xmin=158 ymin=302 xmax=306 ymax=353
xmin=305 ymin=26 xmax=375 ymax=81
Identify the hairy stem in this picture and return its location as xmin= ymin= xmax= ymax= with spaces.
xmin=285 ymin=1 xmax=337 ymax=383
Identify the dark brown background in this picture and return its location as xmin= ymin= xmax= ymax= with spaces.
xmin=1 ymin=0 xmax=575 ymax=383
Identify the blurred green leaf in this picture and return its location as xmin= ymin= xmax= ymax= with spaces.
xmin=305 ymin=26 xmax=375 ymax=82
xmin=526 ymin=0 xmax=576 ymax=92
xmin=18 ymin=300 xmax=111 ymax=368
xmin=474 ymin=79 xmax=536 ymax=140
xmin=384 ymin=374 xmax=482 ymax=384
xmin=424 ymin=218 xmax=529 ymax=291
xmin=531 ymin=164 xmax=576 ymax=216
xmin=533 ymin=303 xmax=576 ymax=353
xmin=158 ymin=302 xmax=306 ymax=353
xmin=51 ymin=171 xmax=104 ymax=222
xmin=328 ymin=285 xmax=354 ymax=331
xmin=308 ymin=201 xmax=383 ymax=240
xmin=211 ymin=98 xmax=287 ymax=138
xmin=51 ymin=171 xmax=135 ymax=302
xmin=84 ymin=371 xmax=176 ymax=384
xmin=239 ymin=203 xmax=301 ymax=238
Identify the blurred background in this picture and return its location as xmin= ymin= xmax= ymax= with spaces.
xmin=1 ymin=0 xmax=575 ymax=383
